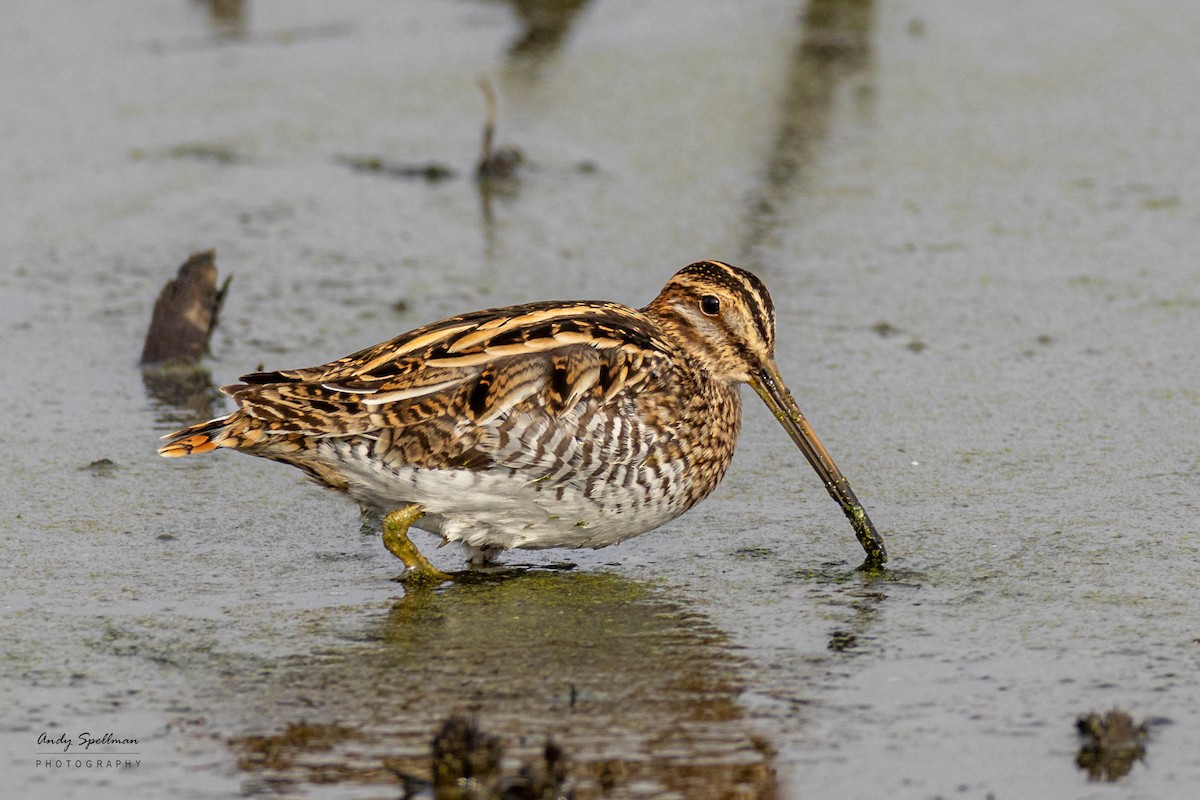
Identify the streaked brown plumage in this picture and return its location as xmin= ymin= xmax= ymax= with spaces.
xmin=160 ymin=260 xmax=885 ymax=581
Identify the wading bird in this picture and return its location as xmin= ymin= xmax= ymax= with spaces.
xmin=160 ymin=260 xmax=886 ymax=583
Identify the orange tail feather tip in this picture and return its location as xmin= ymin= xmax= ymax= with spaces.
xmin=158 ymin=416 xmax=231 ymax=457
xmin=159 ymin=434 xmax=220 ymax=457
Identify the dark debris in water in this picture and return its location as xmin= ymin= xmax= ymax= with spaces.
xmin=827 ymin=630 xmax=857 ymax=652
xmin=141 ymin=250 xmax=230 ymax=420
xmin=870 ymin=320 xmax=926 ymax=353
xmin=79 ymin=458 xmax=119 ymax=477
xmin=405 ymin=715 xmax=570 ymax=800
xmin=130 ymin=142 xmax=245 ymax=164
xmin=732 ymin=546 xmax=776 ymax=560
xmin=140 ymin=249 xmax=230 ymax=365
xmin=337 ymin=155 xmax=457 ymax=183
xmin=1075 ymin=709 xmax=1148 ymax=782
xmin=477 ymin=145 xmax=526 ymax=182
xmin=871 ymin=320 xmax=901 ymax=338
xmin=476 ymin=77 xmax=525 ymax=185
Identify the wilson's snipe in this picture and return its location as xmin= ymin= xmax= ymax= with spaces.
xmin=160 ymin=260 xmax=886 ymax=583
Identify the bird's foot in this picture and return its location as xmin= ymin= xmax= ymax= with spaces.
xmin=382 ymin=504 xmax=452 ymax=587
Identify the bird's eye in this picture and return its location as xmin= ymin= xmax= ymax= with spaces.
xmin=699 ymin=295 xmax=721 ymax=316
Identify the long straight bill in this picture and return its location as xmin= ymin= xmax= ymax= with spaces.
xmin=751 ymin=358 xmax=887 ymax=567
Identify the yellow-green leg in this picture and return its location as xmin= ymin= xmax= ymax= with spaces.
xmin=382 ymin=504 xmax=451 ymax=587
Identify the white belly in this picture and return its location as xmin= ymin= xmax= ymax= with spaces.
xmin=331 ymin=440 xmax=692 ymax=551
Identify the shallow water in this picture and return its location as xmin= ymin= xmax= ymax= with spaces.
xmin=3 ymin=1 xmax=1200 ymax=798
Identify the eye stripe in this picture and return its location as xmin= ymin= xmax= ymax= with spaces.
xmin=673 ymin=261 xmax=775 ymax=351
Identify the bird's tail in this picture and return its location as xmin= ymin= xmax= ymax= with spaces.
xmin=158 ymin=415 xmax=233 ymax=457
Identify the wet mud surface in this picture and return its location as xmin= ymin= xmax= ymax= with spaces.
xmin=3 ymin=1 xmax=1200 ymax=798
